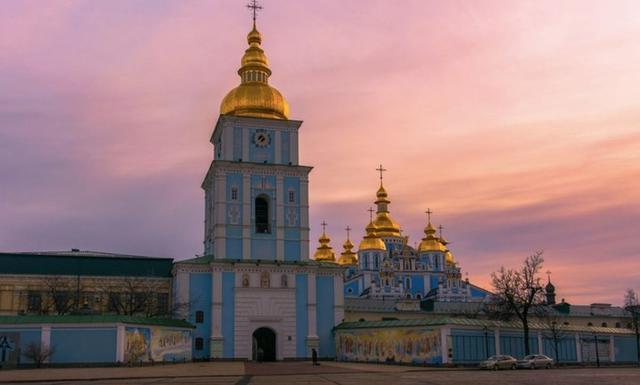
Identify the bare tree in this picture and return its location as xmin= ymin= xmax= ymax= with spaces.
xmin=491 ymin=251 xmax=546 ymax=356
xmin=22 ymin=342 xmax=55 ymax=368
xmin=624 ymin=289 xmax=640 ymax=366
xmin=98 ymin=277 xmax=170 ymax=317
xmin=41 ymin=276 xmax=84 ymax=315
xmin=536 ymin=305 xmax=569 ymax=363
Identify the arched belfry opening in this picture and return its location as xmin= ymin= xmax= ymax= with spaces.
xmin=252 ymin=327 xmax=276 ymax=361
xmin=255 ymin=195 xmax=270 ymax=233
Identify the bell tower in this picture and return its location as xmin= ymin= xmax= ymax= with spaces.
xmin=202 ymin=12 xmax=311 ymax=261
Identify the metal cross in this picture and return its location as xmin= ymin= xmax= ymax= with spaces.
xmin=425 ymin=208 xmax=432 ymax=223
xmin=345 ymin=225 xmax=351 ymax=239
xmin=247 ymin=0 xmax=262 ymax=24
xmin=438 ymin=224 xmax=444 ymax=238
xmin=367 ymin=207 xmax=375 ymax=222
xmin=375 ymin=164 xmax=387 ymax=181
xmin=321 ymin=220 xmax=327 ymax=234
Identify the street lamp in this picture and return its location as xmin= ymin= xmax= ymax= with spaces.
xmin=482 ymin=326 xmax=490 ymax=359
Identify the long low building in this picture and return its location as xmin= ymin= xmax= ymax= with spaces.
xmin=334 ymin=317 xmax=638 ymax=365
xmin=0 ymin=315 xmax=193 ymax=367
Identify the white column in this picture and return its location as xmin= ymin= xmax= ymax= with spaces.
xmin=538 ymin=331 xmax=543 ymax=354
xmin=242 ymin=127 xmax=250 ymax=161
xmin=276 ymin=175 xmax=285 ymax=260
xmin=575 ymin=333 xmax=582 ymax=363
xmin=210 ymin=270 xmax=224 ymax=359
xmin=609 ymin=335 xmax=615 ymax=362
xmin=40 ymin=325 xmax=51 ymax=363
xmin=175 ymin=270 xmax=189 ymax=319
xmin=291 ymin=130 xmax=299 ymax=165
xmin=333 ymin=274 xmax=344 ymax=326
xmin=116 ymin=324 xmax=125 ymax=363
xmin=440 ymin=327 xmax=450 ymax=364
xmin=299 ymin=177 xmax=310 ymax=260
xmin=242 ymin=174 xmax=251 ymax=259
xmin=214 ymin=172 xmax=227 ymax=258
xmin=307 ymin=272 xmax=317 ymax=338
xmin=274 ymin=130 xmax=281 ymax=164
xmin=494 ymin=329 xmax=501 ymax=354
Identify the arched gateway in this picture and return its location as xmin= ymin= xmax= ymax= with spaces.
xmin=252 ymin=327 xmax=276 ymax=361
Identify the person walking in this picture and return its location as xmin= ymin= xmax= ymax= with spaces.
xmin=312 ymin=348 xmax=319 ymax=366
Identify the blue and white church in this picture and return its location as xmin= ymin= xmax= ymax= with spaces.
xmin=173 ymin=20 xmax=344 ymax=361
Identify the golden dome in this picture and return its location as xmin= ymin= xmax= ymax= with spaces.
xmin=338 ymin=238 xmax=358 ymax=265
xmin=418 ymin=220 xmax=446 ymax=252
xmin=313 ymin=231 xmax=336 ymax=262
xmin=372 ymin=183 xmax=402 ymax=238
xmin=220 ymin=26 xmax=290 ymax=120
xmin=358 ymin=221 xmax=387 ymax=251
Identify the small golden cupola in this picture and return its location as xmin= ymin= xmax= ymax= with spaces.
xmin=418 ymin=210 xmax=446 ymax=252
xmin=313 ymin=222 xmax=336 ymax=262
xmin=372 ymin=165 xmax=402 ymax=237
xmin=220 ymin=21 xmax=290 ymax=120
xmin=338 ymin=226 xmax=358 ymax=265
xmin=358 ymin=220 xmax=387 ymax=251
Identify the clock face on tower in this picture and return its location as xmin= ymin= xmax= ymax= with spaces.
xmin=253 ymin=130 xmax=272 ymax=148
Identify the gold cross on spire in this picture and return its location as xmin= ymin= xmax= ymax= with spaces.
xmin=345 ymin=225 xmax=351 ymax=239
xmin=367 ymin=207 xmax=375 ymax=222
xmin=246 ymin=0 xmax=262 ymax=26
xmin=438 ymin=224 xmax=444 ymax=238
xmin=425 ymin=208 xmax=432 ymax=223
xmin=321 ymin=220 xmax=327 ymax=234
xmin=376 ymin=164 xmax=387 ymax=181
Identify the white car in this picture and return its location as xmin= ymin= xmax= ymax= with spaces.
xmin=516 ymin=354 xmax=554 ymax=369
xmin=479 ymin=355 xmax=518 ymax=370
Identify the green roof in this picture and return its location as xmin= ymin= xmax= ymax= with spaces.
xmin=0 ymin=315 xmax=194 ymax=328
xmin=336 ymin=317 xmax=636 ymax=335
xmin=0 ymin=251 xmax=174 ymax=278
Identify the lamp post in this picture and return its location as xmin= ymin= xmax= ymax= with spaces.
xmin=483 ymin=326 xmax=490 ymax=359
xmin=594 ymin=333 xmax=600 ymax=368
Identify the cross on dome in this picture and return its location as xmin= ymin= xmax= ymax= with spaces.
xmin=367 ymin=207 xmax=375 ymax=222
xmin=321 ymin=220 xmax=328 ymax=234
xmin=376 ymin=164 xmax=387 ymax=181
xmin=246 ymin=0 xmax=262 ymax=25
xmin=345 ymin=225 xmax=352 ymax=239
xmin=425 ymin=208 xmax=433 ymax=223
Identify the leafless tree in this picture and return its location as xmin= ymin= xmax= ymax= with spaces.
xmin=536 ymin=305 xmax=569 ymax=363
xmin=41 ymin=276 xmax=84 ymax=315
xmin=624 ymin=288 xmax=640 ymax=366
xmin=98 ymin=277 xmax=167 ymax=316
xmin=491 ymin=251 xmax=546 ymax=356
xmin=22 ymin=342 xmax=55 ymax=368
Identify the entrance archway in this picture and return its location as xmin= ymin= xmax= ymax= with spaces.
xmin=252 ymin=327 xmax=276 ymax=361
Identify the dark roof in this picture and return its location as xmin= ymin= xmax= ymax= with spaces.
xmin=0 ymin=251 xmax=174 ymax=278
xmin=0 ymin=315 xmax=193 ymax=328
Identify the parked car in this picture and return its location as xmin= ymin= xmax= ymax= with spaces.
xmin=517 ymin=354 xmax=554 ymax=369
xmin=479 ymin=355 xmax=518 ymax=370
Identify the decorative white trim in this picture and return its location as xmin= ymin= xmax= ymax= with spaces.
xmin=116 ymin=324 xmax=125 ymax=362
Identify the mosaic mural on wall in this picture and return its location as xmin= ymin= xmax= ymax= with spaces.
xmin=125 ymin=327 xmax=191 ymax=362
xmin=336 ymin=328 xmax=442 ymax=364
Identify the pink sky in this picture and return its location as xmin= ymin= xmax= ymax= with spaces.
xmin=1 ymin=0 xmax=639 ymax=305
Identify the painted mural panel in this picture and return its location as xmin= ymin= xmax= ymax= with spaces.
xmin=0 ymin=333 xmax=19 ymax=365
xmin=336 ymin=328 xmax=442 ymax=364
xmin=125 ymin=327 xmax=192 ymax=363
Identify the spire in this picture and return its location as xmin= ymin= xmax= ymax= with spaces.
xmin=418 ymin=208 xmax=446 ymax=252
xmin=338 ymin=225 xmax=358 ymax=265
xmin=220 ymin=1 xmax=290 ymax=119
xmin=313 ymin=221 xmax=336 ymax=262
xmin=372 ymin=165 xmax=401 ymax=237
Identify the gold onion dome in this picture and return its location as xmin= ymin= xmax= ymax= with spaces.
xmin=313 ymin=231 xmax=336 ymax=262
xmin=444 ymin=250 xmax=455 ymax=265
xmin=372 ymin=184 xmax=402 ymax=237
xmin=338 ymin=238 xmax=358 ymax=265
xmin=359 ymin=221 xmax=387 ymax=251
xmin=418 ymin=221 xmax=446 ymax=252
xmin=220 ymin=25 xmax=290 ymax=120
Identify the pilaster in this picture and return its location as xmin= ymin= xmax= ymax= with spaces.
xmin=276 ymin=175 xmax=285 ymax=260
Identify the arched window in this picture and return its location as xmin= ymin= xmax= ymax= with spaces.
xmin=255 ymin=196 xmax=270 ymax=233
xmin=260 ymin=272 xmax=270 ymax=288
xmin=231 ymin=187 xmax=238 ymax=201
xmin=242 ymin=273 xmax=250 ymax=288
xmin=601 ymin=322 xmax=608 ymax=327
xmin=281 ymin=274 xmax=288 ymax=288
xmin=416 ymin=294 xmax=422 ymax=300
xmin=195 ymin=310 xmax=204 ymax=323
xmin=615 ymin=322 xmax=621 ymax=328
xmin=587 ymin=322 xmax=593 ymax=326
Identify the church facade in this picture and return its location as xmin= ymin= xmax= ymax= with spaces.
xmin=172 ymin=22 xmax=343 ymax=361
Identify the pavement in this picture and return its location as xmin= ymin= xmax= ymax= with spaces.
xmin=0 ymin=362 xmax=638 ymax=385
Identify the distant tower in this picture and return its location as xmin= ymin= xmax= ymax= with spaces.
xmin=545 ymin=271 xmax=556 ymax=305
